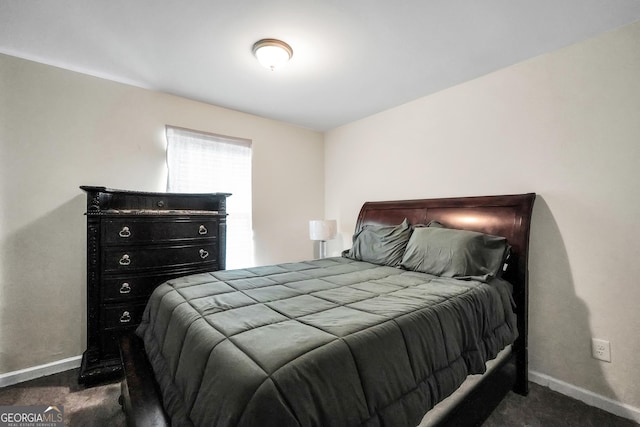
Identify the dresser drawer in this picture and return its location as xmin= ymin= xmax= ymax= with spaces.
xmin=103 ymin=243 xmax=218 ymax=273
xmin=103 ymin=217 xmax=219 ymax=244
xmin=102 ymin=302 xmax=147 ymax=330
xmin=101 ymin=275 xmax=165 ymax=302
xmin=101 ymin=267 xmax=218 ymax=302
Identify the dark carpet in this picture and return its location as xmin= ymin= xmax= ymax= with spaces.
xmin=0 ymin=369 xmax=124 ymax=427
xmin=0 ymin=368 xmax=637 ymax=426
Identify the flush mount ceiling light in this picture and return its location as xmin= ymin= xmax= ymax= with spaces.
xmin=252 ymin=38 xmax=293 ymax=71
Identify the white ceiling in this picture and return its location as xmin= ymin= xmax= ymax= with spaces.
xmin=2 ymin=1 xmax=640 ymax=131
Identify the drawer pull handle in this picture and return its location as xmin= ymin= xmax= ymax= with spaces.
xmin=119 ymin=283 xmax=131 ymax=294
xmin=118 ymin=226 xmax=131 ymax=238
xmin=199 ymin=249 xmax=209 ymax=259
xmin=119 ymin=254 xmax=131 ymax=266
xmin=198 ymin=225 xmax=208 ymax=235
xmin=120 ymin=311 xmax=131 ymax=323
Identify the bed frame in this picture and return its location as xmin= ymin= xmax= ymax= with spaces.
xmin=119 ymin=193 xmax=535 ymax=427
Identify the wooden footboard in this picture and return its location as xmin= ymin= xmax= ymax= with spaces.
xmin=438 ymin=358 xmax=517 ymax=425
xmin=119 ymin=334 xmax=170 ymax=427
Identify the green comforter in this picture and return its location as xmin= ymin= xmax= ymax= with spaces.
xmin=137 ymin=257 xmax=517 ymax=427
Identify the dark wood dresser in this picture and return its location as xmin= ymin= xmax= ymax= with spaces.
xmin=78 ymin=186 xmax=230 ymax=384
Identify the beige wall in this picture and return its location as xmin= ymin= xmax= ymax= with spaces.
xmin=0 ymin=54 xmax=324 ymax=373
xmin=325 ymin=21 xmax=640 ymax=411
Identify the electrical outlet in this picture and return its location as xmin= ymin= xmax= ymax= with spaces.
xmin=592 ymin=338 xmax=611 ymax=362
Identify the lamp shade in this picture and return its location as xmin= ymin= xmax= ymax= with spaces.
xmin=309 ymin=220 xmax=337 ymax=241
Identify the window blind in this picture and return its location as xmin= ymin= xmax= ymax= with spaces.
xmin=166 ymin=126 xmax=253 ymax=269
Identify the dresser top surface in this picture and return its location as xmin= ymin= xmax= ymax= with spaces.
xmin=87 ymin=209 xmax=225 ymax=216
xmin=80 ymin=185 xmax=231 ymax=198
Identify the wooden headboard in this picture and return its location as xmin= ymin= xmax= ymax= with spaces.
xmin=355 ymin=193 xmax=536 ymax=393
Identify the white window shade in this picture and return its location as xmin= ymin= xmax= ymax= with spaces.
xmin=166 ymin=126 xmax=253 ymax=269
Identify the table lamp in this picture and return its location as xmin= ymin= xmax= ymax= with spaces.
xmin=309 ymin=219 xmax=337 ymax=258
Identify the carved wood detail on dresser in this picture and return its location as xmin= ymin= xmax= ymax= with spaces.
xmin=78 ymin=186 xmax=230 ymax=384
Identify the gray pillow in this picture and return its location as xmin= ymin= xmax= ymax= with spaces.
xmin=400 ymin=227 xmax=509 ymax=280
xmin=343 ymin=219 xmax=411 ymax=266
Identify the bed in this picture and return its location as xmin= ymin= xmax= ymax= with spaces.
xmin=119 ymin=193 xmax=535 ymax=427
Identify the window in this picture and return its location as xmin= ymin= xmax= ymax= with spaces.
xmin=166 ymin=126 xmax=253 ymax=269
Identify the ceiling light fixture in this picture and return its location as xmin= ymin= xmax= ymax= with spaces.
xmin=252 ymin=38 xmax=293 ymax=71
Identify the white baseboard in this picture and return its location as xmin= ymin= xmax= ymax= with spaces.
xmin=529 ymin=370 xmax=640 ymax=424
xmin=0 ymin=355 xmax=82 ymax=388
